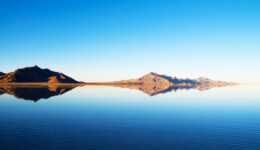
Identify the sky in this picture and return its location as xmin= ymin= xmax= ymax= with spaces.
xmin=0 ymin=0 xmax=260 ymax=83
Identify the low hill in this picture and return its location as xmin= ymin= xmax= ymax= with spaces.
xmin=0 ymin=72 xmax=5 ymax=76
xmin=0 ymin=66 xmax=79 ymax=83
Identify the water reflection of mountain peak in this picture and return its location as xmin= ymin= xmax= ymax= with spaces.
xmin=110 ymin=84 xmax=234 ymax=96
xmin=0 ymin=85 xmax=78 ymax=102
xmin=0 ymin=83 xmax=236 ymax=101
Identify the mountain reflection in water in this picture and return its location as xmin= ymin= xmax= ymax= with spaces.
xmin=110 ymin=83 xmax=236 ymax=96
xmin=0 ymin=83 xmax=236 ymax=101
xmin=0 ymin=85 xmax=78 ymax=102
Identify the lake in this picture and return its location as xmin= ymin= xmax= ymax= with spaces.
xmin=0 ymin=84 xmax=260 ymax=150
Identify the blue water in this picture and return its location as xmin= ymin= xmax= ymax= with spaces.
xmin=0 ymin=85 xmax=260 ymax=150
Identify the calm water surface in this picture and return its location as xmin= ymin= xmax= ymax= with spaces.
xmin=0 ymin=85 xmax=260 ymax=150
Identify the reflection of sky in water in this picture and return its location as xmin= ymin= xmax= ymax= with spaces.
xmin=0 ymin=85 xmax=260 ymax=149
xmin=1 ymin=85 xmax=260 ymax=118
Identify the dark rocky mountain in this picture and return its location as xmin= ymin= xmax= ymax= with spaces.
xmin=0 ymin=66 xmax=79 ymax=83
xmin=0 ymin=72 xmax=5 ymax=76
xmin=0 ymin=85 xmax=78 ymax=101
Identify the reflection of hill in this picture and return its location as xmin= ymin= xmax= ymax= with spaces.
xmin=110 ymin=83 xmax=235 ymax=96
xmin=0 ymin=85 xmax=79 ymax=102
xmin=110 ymin=84 xmax=170 ymax=96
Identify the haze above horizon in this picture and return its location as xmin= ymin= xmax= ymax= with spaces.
xmin=1 ymin=0 xmax=260 ymax=83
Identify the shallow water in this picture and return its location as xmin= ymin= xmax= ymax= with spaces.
xmin=0 ymin=84 xmax=260 ymax=150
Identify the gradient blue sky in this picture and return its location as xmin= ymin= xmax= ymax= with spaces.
xmin=1 ymin=0 xmax=260 ymax=83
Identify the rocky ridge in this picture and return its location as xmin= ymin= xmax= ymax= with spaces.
xmin=0 ymin=66 xmax=79 ymax=83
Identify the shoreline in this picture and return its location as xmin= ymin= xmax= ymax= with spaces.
xmin=0 ymin=82 xmax=238 ymax=86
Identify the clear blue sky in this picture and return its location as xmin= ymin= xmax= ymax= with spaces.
xmin=1 ymin=0 xmax=260 ymax=83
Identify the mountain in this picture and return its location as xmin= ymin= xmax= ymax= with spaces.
xmin=0 ymin=85 xmax=77 ymax=101
xmin=108 ymin=72 xmax=237 ymax=96
xmin=0 ymin=65 xmax=79 ymax=83
xmin=0 ymin=72 xmax=5 ymax=76
xmin=113 ymin=72 xmax=236 ymax=86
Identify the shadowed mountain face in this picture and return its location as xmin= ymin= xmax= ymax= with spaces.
xmin=0 ymin=66 xmax=79 ymax=83
xmin=0 ymin=85 xmax=78 ymax=101
xmin=0 ymin=72 xmax=5 ymax=76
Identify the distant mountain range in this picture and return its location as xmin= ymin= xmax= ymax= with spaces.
xmin=0 ymin=66 xmax=238 ymax=99
xmin=111 ymin=72 xmax=237 ymax=86
xmin=107 ymin=72 xmax=237 ymax=96
xmin=0 ymin=66 xmax=237 ymax=87
xmin=0 ymin=66 xmax=79 ymax=83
